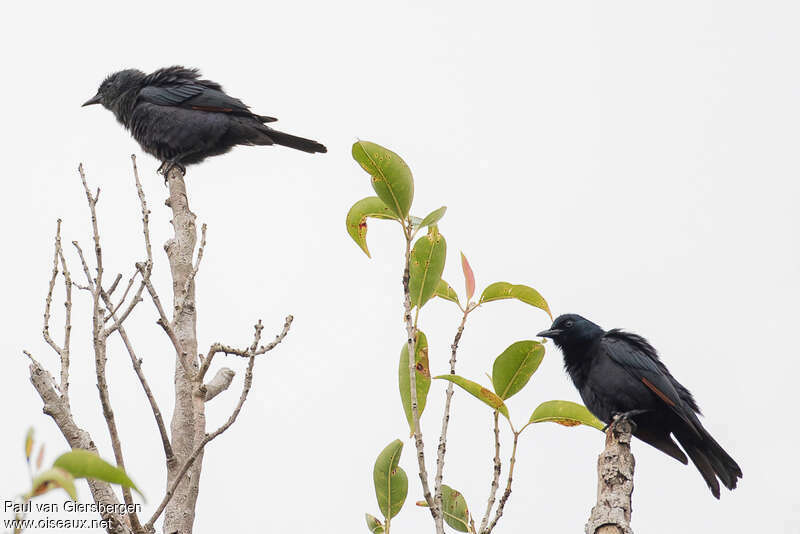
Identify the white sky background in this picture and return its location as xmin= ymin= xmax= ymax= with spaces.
xmin=1 ymin=1 xmax=798 ymax=532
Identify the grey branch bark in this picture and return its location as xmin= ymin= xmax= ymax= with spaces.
xmin=161 ymin=166 xmax=204 ymax=534
xmin=585 ymin=419 xmax=635 ymax=534
xmin=203 ymin=368 xmax=235 ymax=401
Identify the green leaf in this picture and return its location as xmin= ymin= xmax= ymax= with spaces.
xmin=492 ymin=341 xmax=545 ymax=400
xmin=27 ymin=467 xmax=77 ymax=501
xmin=417 ymin=206 xmax=447 ymax=230
xmin=399 ymin=331 xmax=431 ymax=432
xmin=433 ymin=279 xmax=460 ymax=306
xmin=346 ymin=197 xmax=399 ymax=257
xmin=54 ymin=449 xmax=144 ymax=498
xmin=479 ymin=282 xmax=552 ymax=319
xmin=409 ymin=226 xmax=447 ymax=309
xmin=441 ymin=485 xmax=470 ymax=532
xmin=373 ymin=440 xmax=408 ymax=520
xmin=434 ymin=375 xmax=509 ymax=419
xmin=365 ymin=513 xmax=385 ymax=534
xmin=528 ymin=400 xmax=605 ymax=430
xmin=352 ymin=141 xmax=414 ymax=219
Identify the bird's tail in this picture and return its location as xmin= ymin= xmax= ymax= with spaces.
xmin=262 ymin=128 xmax=327 ymax=154
xmin=676 ymin=421 xmax=742 ymax=499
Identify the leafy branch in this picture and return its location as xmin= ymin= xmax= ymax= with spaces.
xmin=347 ymin=140 xmax=604 ymax=534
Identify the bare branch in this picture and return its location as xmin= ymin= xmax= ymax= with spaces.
xmin=42 ymin=220 xmax=74 ymax=406
xmin=107 ymin=273 xmax=123 ymax=297
xmin=203 ymin=368 xmax=235 ymax=402
xmin=585 ymin=419 xmax=635 ymax=534
xmin=137 ymin=262 xmax=184 ymax=355
xmin=78 ymin=165 xmax=105 ymax=323
xmin=199 ymin=315 xmax=293 ymax=381
xmin=43 ymin=220 xmax=64 ymax=356
xmin=57 ymin=239 xmax=73 ymax=408
xmin=104 ymin=271 xmax=139 ymax=323
xmin=484 ymin=431 xmax=520 ymax=534
xmin=101 ymin=287 xmax=175 ymax=467
xmin=72 ymin=241 xmax=94 ymax=290
xmin=77 ymin=165 xmax=143 ymax=533
xmin=26 ymin=352 xmax=132 ymax=534
xmin=181 ymin=223 xmax=206 ymax=301
xmin=479 ymin=412 xmax=502 ymax=534
xmin=434 ymin=310 xmax=469 ymax=524
xmin=131 ymin=155 xmax=153 ymax=265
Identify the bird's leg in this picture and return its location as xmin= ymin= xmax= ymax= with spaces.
xmin=603 ymin=409 xmax=650 ymax=432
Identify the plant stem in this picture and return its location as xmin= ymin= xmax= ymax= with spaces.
xmin=433 ymin=308 xmax=469 ymax=532
xmin=402 ymin=224 xmax=440 ymax=529
xmin=478 ymin=411 xmax=502 ymax=534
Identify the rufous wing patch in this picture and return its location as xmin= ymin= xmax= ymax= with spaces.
xmin=641 ymin=377 xmax=676 ymax=407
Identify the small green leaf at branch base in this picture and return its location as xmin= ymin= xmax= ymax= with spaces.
xmin=417 ymin=206 xmax=447 ymax=230
xmin=409 ymin=226 xmax=447 ymax=309
xmin=492 ymin=341 xmax=545 ymax=400
xmin=373 ymin=440 xmax=408 ymax=519
xmin=26 ymin=467 xmax=77 ymax=501
xmin=399 ymin=331 xmax=431 ymax=432
xmin=365 ymin=513 xmax=385 ymax=534
xmin=54 ymin=449 xmax=143 ymax=498
xmin=441 ymin=485 xmax=470 ymax=532
xmin=528 ymin=400 xmax=605 ymax=430
xmin=434 ymin=375 xmax=509 ymax=419
xmin=433 ymin=279 xmax=460 ymax=306
xmin=352 ymin=141 xmax=414 ymax=219
xmin=479 ymin=282 xmax=552 ymax=319
xmin=346 ymin=197 xmax=399 ymax=257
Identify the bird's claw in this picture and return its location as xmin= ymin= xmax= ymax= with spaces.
xmin=158 ymin=160 xmax=185 ymax=183
xmin=603 ymin=409 xmax=649 ymax=432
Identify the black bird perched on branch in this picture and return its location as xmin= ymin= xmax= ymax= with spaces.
xmin=538 ymin=314 xmax=741 ymax=498
xmin=83 ymin=66 xmax=326 ymax=173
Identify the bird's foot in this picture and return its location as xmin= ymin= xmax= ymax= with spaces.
xmin=603 ymin=409 xmax=649 ymax=432
xmin=158 ymin=160 xmax=186 ymax=183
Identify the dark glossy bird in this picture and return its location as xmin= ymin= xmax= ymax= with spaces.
xmin=83 ymin=66 xmax=326 ymax=173
xmin=538 ymin=314 xmax=741 ymax=498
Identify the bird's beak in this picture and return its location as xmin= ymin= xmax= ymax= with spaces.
xmin=537 ymin=328 xmax=562 ymax=339
xmin=82 ymin=93 xmax=102 ymax=107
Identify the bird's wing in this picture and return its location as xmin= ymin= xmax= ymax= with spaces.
xmin=138 ymin=84 xmax=254 ymax=115
xmin=603 ymin=331 xmax=703 ymax=437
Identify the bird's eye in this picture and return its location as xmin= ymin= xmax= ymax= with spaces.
xmin=564 ymin=320 xmax=574 ymax=329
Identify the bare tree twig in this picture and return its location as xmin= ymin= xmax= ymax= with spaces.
xmin=77 ymin=166 xmax=143 ymax=532
xmin=72 ymin=241 xmax=95 ymax=290
xmin=104 ymin=271 xmax=139 ymax=323
xmin=198 ymin=315 xmax=293 ymax=381
xmin=434 ymin=310 xmax=469 ymax=526
xmin=43 ymin=220 xmax=64 ymax=356
xmin=479 ymin=412 xmax=502 ymax=534
xmin=181 ymin=223 xmax=206 ymax=302
xmin=101 ymin=287 xmax=175 ymax=467
xmin=131 ymin=155 xmax=153 ymax=265
xmin=485 ymin=431 xmax=520 ymax=534
xmin=107 ymin=273 xmax=123 ymax=297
